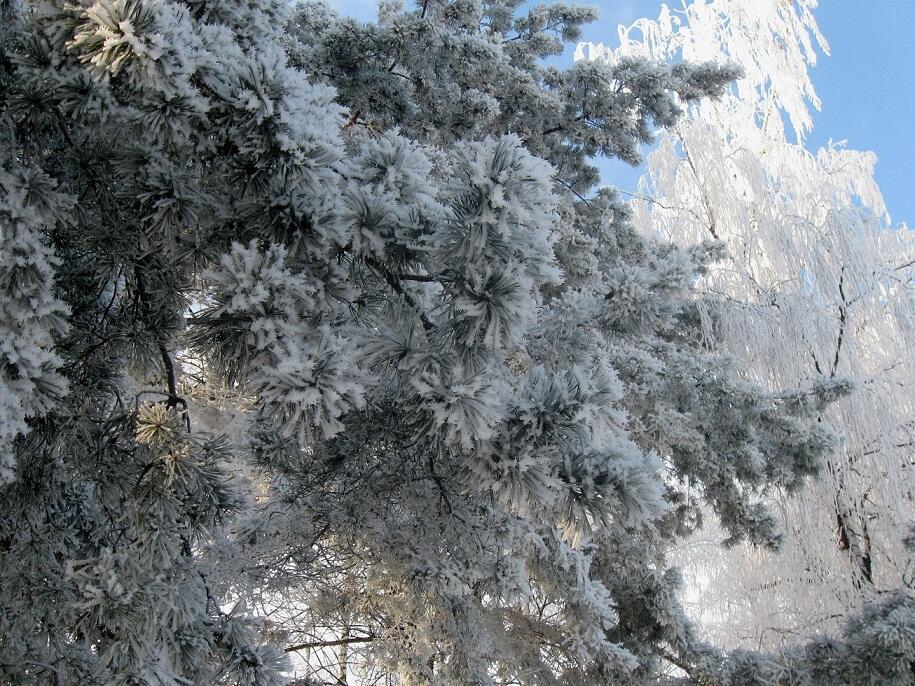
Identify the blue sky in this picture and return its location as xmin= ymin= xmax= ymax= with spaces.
xmin=806 ymin=2 xmax=914 ymax=226
xmin=327 ymin=0 xmax=915 ymax=226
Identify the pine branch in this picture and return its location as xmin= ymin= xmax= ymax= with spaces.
xmin=657 ymin=649 xmax=703 ymax=686
xmin=364 ymin=256 xmax=435 ymax=332
xmin=397 ymin=272 xmax=439 ymax=283
xmin=133 ymin=261 xmax=191 ymax=430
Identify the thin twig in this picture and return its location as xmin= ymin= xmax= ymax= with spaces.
xmin=285 ymin=635 xmax=376 ymax=654
xmin=364 ymin=256 xmax=435 ymax=332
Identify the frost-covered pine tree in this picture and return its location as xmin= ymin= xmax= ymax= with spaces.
xmin=580 ymin=0 xmax=915 ymax=659
xmin=1 ymin=0 xmax=912 ymax=684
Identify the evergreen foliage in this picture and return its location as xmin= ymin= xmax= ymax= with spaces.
xmin=0 ymin=0 xmax=911 ymax=683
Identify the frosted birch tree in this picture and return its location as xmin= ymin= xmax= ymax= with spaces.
xmin=580 ymin=0 xmax=915 ymax=651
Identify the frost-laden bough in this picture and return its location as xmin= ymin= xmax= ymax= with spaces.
xmin=1 ymin=0 xmax=912 ymax=684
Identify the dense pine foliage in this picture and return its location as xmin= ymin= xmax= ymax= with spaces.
xmin=1 ymin=0 xmax=912 ymax=683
